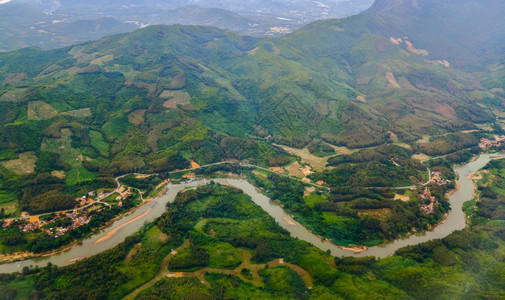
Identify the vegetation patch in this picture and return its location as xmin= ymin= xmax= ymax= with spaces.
xmin=259 ymin=266 xmax=308 ymax=298
xmin=2 ymin=72 xmax=28 ymax=85
xmin=203 ymin=242 xmax=242 ymax=269
xmin=89 ymin=130 xmax=109 ymax=157
xmin=168 ymin=245 xmax=210 ymax=271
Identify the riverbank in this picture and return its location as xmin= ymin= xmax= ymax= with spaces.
xmin=0 ymin=154 xmax=500 ymax=272
xmin=0 ymin=182 xmax=165 ymax=265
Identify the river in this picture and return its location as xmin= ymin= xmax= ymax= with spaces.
xmin=0 ymin=153 xmax=500 ymax=273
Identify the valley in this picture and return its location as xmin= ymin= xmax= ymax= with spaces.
xmin=1 ymin=0 xmax=505 ymax=298
xmin=3 ymin=156 xmax=505 ymax=298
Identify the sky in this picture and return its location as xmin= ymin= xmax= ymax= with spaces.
xmin=0 ymin=0 xmax=13 ymax=4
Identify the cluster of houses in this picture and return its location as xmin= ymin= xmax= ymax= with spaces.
xmin=430 ymin=171 xmax=451 ymax=185
xmin=43 ymin=211 xmax=92 ymax=237
xmin=420 ymin=187 xmax=436 ymax=214
xmin=3 ymin=210 xmax=92 ymax=237
xmin=1 ymin=188 xmax=119 ymax=236
xmin=479 ymin=135 xmax=505 ymax=149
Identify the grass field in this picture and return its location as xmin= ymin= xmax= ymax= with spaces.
xmin=0 ymin=200 xmax=18 ymax=216
xmin=65 ymin=166 xmax=97 ymax=186
xmin=304 ymin=193 xmax=328 ymax=208
xmin=0 ymin=190 xmax=16 ymax=204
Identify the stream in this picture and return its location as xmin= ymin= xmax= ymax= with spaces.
xmin=0 ymin=153 xmax=500 ymax=273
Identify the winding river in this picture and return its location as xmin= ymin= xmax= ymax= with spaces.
xmin=0 ymin=153 xmax=501 ymax=273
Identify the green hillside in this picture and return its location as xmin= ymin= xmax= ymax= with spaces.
xmin=0 ymin=0 xmax=503 ymax=223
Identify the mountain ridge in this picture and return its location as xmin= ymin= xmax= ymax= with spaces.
xmin=0 ymin=0 xmax=504 ymax=216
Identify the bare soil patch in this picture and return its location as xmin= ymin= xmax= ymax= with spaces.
xmin=286 ymin=161 xmax=305 ymax=178
xmin=51 ymin=170 xmax=66 ymax=179
xmin=190 ymin=160 xmax=200 ymax=168
xmin=354 ymin=96 xmax=367 ymax=103
xmin=386 ymin=72 xmax=401 ymax=88
xmin=390 ymin=37 xmax=402 ymax=45
xmin=394 ymin=194 xmax=410 ymax=202
xmin=128 ymin=109 xmax=146 ymax=126
xmin=304 ymin=186 xmax=316 ymax=197
xmin=405 ymin=40 xmax=429 ymax=56
xmin=325 ymin=144 xmax=355 ymax=156
xmin=161 ymin=90 xmax=193 ymax=110
xmin=276 ymin=145 xmax=329 ymax=172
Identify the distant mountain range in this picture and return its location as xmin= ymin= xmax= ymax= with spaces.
xmin=0 ymin=0 xmax=374 ymax=50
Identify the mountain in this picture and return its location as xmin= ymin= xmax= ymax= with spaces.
xmin=360 ymin=0 xmax=505 ymax=70
xmin=2 ymin=1 xmax=505 ymax=298
xmin=0 ymin=0 xmax=376 ymax=50
xmin=16 ymin=0 xmax=375 ymax=21
xmin=0 ymin=3 xmax=138 ymax=50
xmin=148 ymin=6 xmax=276 ymax=37
xmin=0 ymin=0 xmax=504 ymax=215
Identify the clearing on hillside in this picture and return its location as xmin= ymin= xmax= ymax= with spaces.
xmin=0 ymin=152 xmax=37 ymax=175
xmin=60 ymin=108 xmax=92 ymax=118
xmin=128 ymin=109 xmax=146 ymax=126
xmin=27 ymin=101 xmax=58 ymax=120
xmin=0 ymin=88 xmax=29 ymax=102
xmin=286 ymin=161 xmax=305 ymax=178
xmin=2 ymin=73 xmax=27 ymax=85
xmin=161 ymin=90 xmax=193 ymax=110
xmin=276 ymin=145 xmax=329 ymax=172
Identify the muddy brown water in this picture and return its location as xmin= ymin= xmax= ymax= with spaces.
xmin=0 ymin=153 xmax=499 ymax=273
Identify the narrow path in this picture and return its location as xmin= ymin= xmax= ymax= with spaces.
xmin=13 ymin=155 xmax=435 ymax=222
xmin=124 ymin=239 xmax=191 ymax=300
xmin=240 ymin=163 xmax=330 ymax=190
xmin=123 ymin=239 xmax=313 ymax=299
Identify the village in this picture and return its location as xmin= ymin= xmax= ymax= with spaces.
xmin=479 ymin=135 xmax=505 ymax=149
xmin=1 ymin=187 xmax=131 ymax=237
xmin=419 ymin=171 xmax=451 ymax=214
xmin=420 ymin=187 xmax=436 ymax=214
xmin=430 ymin=171 xmax=451 ymax=185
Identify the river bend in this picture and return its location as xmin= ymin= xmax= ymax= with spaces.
xmin=0 ymin=153 xmax=499 ymax=273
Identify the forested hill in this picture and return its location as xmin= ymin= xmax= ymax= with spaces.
xmin=0 ymin=0 xmax=504 ymax=212
xmin=360 ymin=0 xmax=505 ymax=70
